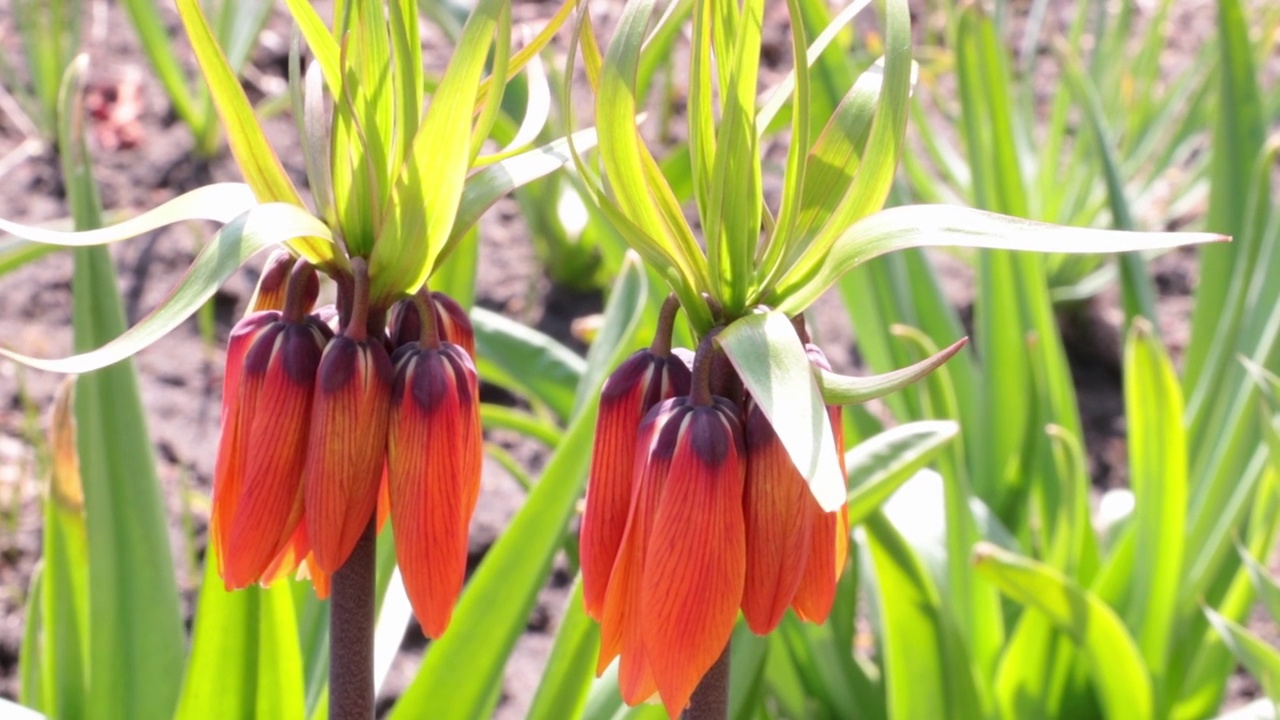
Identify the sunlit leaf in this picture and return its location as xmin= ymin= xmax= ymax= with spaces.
xmin=719 ymin=311 xmax=844 ymax=511
xmin=773 ymin=204 xmax=1227 ymax=315
xmin=0 ymin=204 xmax=333 ymax=373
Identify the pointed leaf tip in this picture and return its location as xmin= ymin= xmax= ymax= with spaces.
xmin=817 ymin=336 xmax=968 ymax=405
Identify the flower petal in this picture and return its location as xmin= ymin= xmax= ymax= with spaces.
xmin=212 ymin=311 xmax=280 ymax=575
xmin=741 ymin=402 xmax=813 ymax=634
xmin=582 ymin=352 xmax=691 ymax=619
xmin=597 ymin=399 xmax=687 ymax=678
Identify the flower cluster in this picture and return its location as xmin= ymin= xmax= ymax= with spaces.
xmin=213 ymin=251 xmax=481 ymax=637
xmin=580 ymin=306 xmax=849 ymax=717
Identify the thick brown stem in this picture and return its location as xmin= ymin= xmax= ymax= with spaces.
xmin=328 ymin=515 xmax=376 ymax=720
xmin=682 ymin=642 xmax=730 ymax=720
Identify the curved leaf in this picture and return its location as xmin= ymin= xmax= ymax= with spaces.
xmin=444 ymin=128 xmax=598 ymax=259
xmin=471 ymin=307 xmax=585 ymax=421
xmin=719 ymin=311 xmax=844 ymax=512
xmin=845 ymin=420 xmax=959 ymax=527
xmin=0 ymin=184 xmax=256 ymax=247
xmin=974 ymin=542 xmax=1155 ymax=720
xmin=818 ymin=337 xmax=968 ymax=406
xmin=0 ymin=203 xmax=332 ymax=373
xmin=1204 ymin=607 xmax=1280 ymax=709
xmin=773 ymin=204 xmax=1227 ymax=315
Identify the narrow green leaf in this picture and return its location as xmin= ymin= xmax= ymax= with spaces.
xmin=443 ymin=128 xmax=599 ymax=263
xmin=784 ymin=0 xmax=912 ymax=280
xmin=281 ymin=0 xmax=341 ymax=96
xmin=174 ymin=0 xmax=336 ymax=268
xmin=845 ymin=420 xmax=959 ymax=527
xmin=864 ymin=512 xmax=983 ymax=720
xmin=1239 ymin=544 xmax=1280 ymax=628
xmin=1185 ymin=0 xmax=1266 ymax=390
xmin=719 ymin=311 xmax=844 ymax=511
xmin=1122 ymin=319 xmax=1187 ymax=687
xmin=1205 ymin=608 xmax=1280 ymax=712
xmin=0 ymin=203 xmax=333 ymax=373
xmin=36 ymin=381 xmax=89 ymax=720
xmin=527 ymin=583 xmax=600 ymax=720
xmin=817 ymin=337 xmax=968 ymax=406
xmin=176 ymin=551 xmax=306 ymax=720
xmin=974 ymin=542 xmax=1155 ymax=720
xmin=472 ymin=307 xmax=586 ymax=420
xmin=373 ymin=0 xmax=506 ymax=300
xmin=773 ymin=204 xmax=1226 ymax=315
xmin=59 ymin=57 xmax=185 ymax=720
xmin=0 ymin=183 xmax=256 ymax=247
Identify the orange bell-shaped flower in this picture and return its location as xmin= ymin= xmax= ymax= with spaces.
xmin=580 ymin=348 xmax=690 ymax=619
xmin=386 ymin=336 xmax=482 ymax=638
xmin=303 ymin=331 xmax=394 ymax=573
xmin=222 ymin=314 xmax=330 ymax=588
xmin=598 ymin=396 xmax=746 ymax=718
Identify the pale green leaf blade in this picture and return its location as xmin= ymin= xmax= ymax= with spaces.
xmin=35 ymin=381 xmax=89 ymax=720
xmin=718 ymin=311 xmax=844 ymax=511
xmin=1240 ymin=544 xmax=1280 ymax=628
xmin=1122 ymin=319 xmax=1187 ymax=678
xmin=864 ymin=512 xmax=983 ymax=720
xmin=176 ymin=552 xmax=305 ymax=720
xmin=444 ymin=128 xmax=599 ymax=258
xmin=0 ymin=203 xmax=333 ymax=373
xmin=59 ymin=63 xmax=186 ymax=720
xmin=282 ymin=0 xmax=341 ymax=95
xmin=1205 ymin=608 xmax=1280 ymax=710
xmin=845 ymin=420 xmax=959 ymax=527
xmin=0 ymin=183 xmax=256 ymax=247
xmin=774 ymin=204 xmax=1226 ymax=315
xmin=373 ymin=0 xmax=505 ymax=299
xmin=974 ymin=543 xmax=1155 ymax=720
xmin=527 ymin=583 xmax=600 ymax=720
xmin=472 ymin=307 xmax=586 ymax=421
xmin=817 ymin=337 xmax=967 ymax=406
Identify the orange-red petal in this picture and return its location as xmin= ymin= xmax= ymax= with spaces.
xmin=641 ymin=401 xmax=746 ymax=718
xmin=791 ymin=394 xmax=849 ymax=624
xmin=597 ymin=399 xmax=684 ymax=679
xmin=741 ymin=402 xmax=813 ymax=634
xmin=303 ymin=335 xmax=394 ymax=572
xmin=224 ymin=320 xmax=326 ymax=588
xmin=387 ymin=344 xmax=482 ymax=638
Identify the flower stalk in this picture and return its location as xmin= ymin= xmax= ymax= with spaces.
xmin=683 ymin=643 xmax=730 ymax=720
xmin=329 ymin=515 xmax=376 ymax=720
